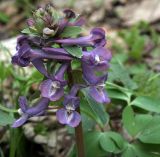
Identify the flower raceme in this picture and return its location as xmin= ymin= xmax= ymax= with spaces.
xmin=11 ymin=4 xmax=112 ymax=128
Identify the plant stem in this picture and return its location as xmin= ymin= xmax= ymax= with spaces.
xmin=75 ymin=107 xmax=85 ymax=157
xmin=67 ymin=63 xmax=85 ymax=157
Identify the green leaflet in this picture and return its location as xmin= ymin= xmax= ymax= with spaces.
xmin=63 ymin=45 xmax=83 ymax=58
xmin=109 ymin=61 xmax=138 ymax=90
xmin=0 ymin=110 xmax=15 ymax=126
xmin=60 ymin=26 xmax=82 ymax=38
xmin=122 ymin=106 xmax=152 ymax=137
xmin=131 ymin=96 xmax=160 ymax=113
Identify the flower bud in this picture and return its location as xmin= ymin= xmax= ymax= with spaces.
xmin=35 ymin=8 xmax=45 ymax=17
xmin=27 ymin=18 xmax=35 ymax=27
xmin=45 ymin=3 xmax=55 ymax=14
xmin=43 ymin=27 xmax=54 ymax=35
xmin=63 ymin=9 xmax=76 ymax=19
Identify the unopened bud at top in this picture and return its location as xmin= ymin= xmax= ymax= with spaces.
xmin=43 ymin=27 xmax=54 ymax=35
xmin=27 ymin=18 xmax=35 ymax=27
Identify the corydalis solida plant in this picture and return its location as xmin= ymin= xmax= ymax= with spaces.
xmin=12 ymin=3 xmax=111 ymax=128
xmin=11 ymin=4 xmax=111 ymax=156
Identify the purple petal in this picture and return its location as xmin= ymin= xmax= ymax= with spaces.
xmin=89 ymin=86 xmax=110 ymax=104
xmin=54 ymin=35 xmax=91 ymax=46
xmin=82 ymin=62 xmax=108 ymax=85
xmin=30 ymin=49 xmax=72 ymax=60
xmin=16 ymin=36 xmax=28 ymax=50
xmin=26 ymin=97 xmax=49 ymax=116
xmin=54 ymin=27 xmax=106 ymax=47
xmin=56 ymin=109 xmax=81 ymax=127
xmin=40 ymin=79 xmax=53 ymax=98
xmin=27 ymin=18 xmax=35 ymax=27
xmin=94 ymin=62 xmax=110 ymax=71
xmin=70 ymin=17 xmax=85 ymax=26
xmin=91 ymin=28 xmax=106 ymax=47
xmin=82 ymin=62 xmax=100 ymax=84
xmin=63 ymin=95 xmax=80 ymax=109
xmin=92 ymin=47 xmax=112 ymax=62
xmin=40 ymin=79 xmax=64 ymax=101
xmin=42 ymin=47 xmax=70 ymax=56
xmin=57 ymin=19 xmax=68 ymax=35
xmin=69 ymin=84 xmax=80 ymax=96
xmin=55 ymin=63 xmax=68 ymax=82
xmin=18 ymin=96 xmax=28 ymax=112
xmin=12 ymin=114 xmax=29 ymax=128
xmin=32 ymin=59 xmax=49 ymax=78
xmin=50 ymin=87 xmax=64 ymax=101
xmin=11 ymin=55 xmax=30 ymax=67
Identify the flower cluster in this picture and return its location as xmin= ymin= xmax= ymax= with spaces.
xmin=11 ymin=4 xmax=112 ymax=128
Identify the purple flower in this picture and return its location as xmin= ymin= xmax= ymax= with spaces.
xmin=82 ymin=63 xmax=110 ymax=104
xmin=56 ymin=85 xmax=81 ymax=127
xmin=54 ymin=28 xmax=106 ymax=47
xmin=12 ymin=97 xmax=50 ymax=128
xmin=82 ymin=47 xmax=112 ymax=71
xmin=39 ymin=64 xmax=68 ymax=101
xmin=12 ymin=41 xmax=72 ymax=67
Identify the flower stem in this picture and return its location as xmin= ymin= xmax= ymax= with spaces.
xmin=75 ymin=107 xmax=85 ymax=157
xmin=67 ymin=63 xmax=85 ymax=157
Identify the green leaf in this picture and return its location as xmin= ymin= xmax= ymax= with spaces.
xmin=84 ymin=132 xmax=109 ymax=157
xmin=99 ymin=132 xmax=126 ymax=153
xmin=64 ymin=45 xmax=83 ymax=58
xmin=122 ymin=106 xmax=152 ymax=137
xmin=85 ymin=131 xmax=126 ymax=156
xmin=21 ymin=28 xmax=38 ymax=36
xmin=121 ymin=144 xmax=136 ymax=157
xmin=139 ymin=116 xmax=160 ymax=144
xmin=100 ymin=136 xmax=115 ymax=153
xmin=130 ymin=37 xmax=145 ymax=60
xmin=107 ymin=89 xmax=129 ymax=101
xmin=81 ymin=88 xmax=109 ymax=128
xmin=0 ymin=110 xmax=15 ymax=126
xmin=131 ymin=96 xmax=160 ymax=113
xmin=122 ymin=106 xmax=136 ymax=136
xmin=109 ymin=61 xmax=138 ymax=90
xmin=122 ymin=143 xmax=160 ymax=157
xmin=71 ymin=59 xmax=81 ymax=70
xmin=134 ymin=114 xmax=152 ymax=137
xmin=21 ymin=28 xmax=32 ymax=34
xmin=60 ymin=26 xmax=82 ymax=38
